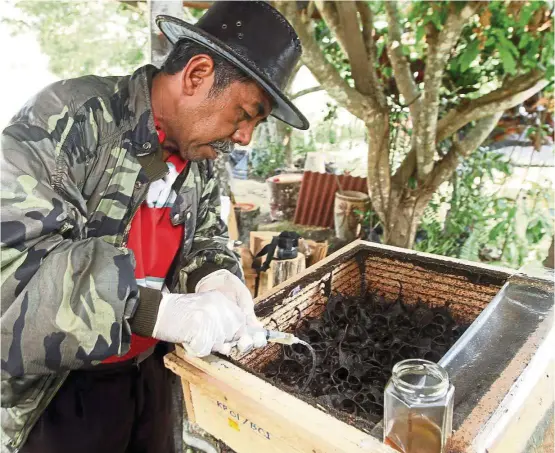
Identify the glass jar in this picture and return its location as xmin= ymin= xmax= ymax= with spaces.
xmin=383 ymin=359 xmax=454 ymax=453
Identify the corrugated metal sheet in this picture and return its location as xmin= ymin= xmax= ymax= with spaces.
xmin=294 ymin=172 xmax=367 ymax=227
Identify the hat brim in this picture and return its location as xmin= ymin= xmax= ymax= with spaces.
xmin=156 ymin=15 xmax=309 ymax=130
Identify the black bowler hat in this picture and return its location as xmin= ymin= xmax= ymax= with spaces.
xmin=156 ymin=1 xmax=309 ymax=130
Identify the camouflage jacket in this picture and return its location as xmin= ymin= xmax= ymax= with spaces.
xmin=0 ymin=65 xmax=240 ymax=451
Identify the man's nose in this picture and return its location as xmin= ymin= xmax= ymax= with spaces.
xmin=231 ymin=122 xmax=256 ymax=146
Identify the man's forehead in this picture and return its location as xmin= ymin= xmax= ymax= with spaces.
xmin=237 ymin=80 xmax=272 ymax=117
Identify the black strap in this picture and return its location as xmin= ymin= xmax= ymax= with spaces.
xmin=252 ymin=237 xmax=280 ymax=297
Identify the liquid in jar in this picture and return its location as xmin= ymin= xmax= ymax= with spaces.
xmin=384 ymin=414 xmax=442 ymax=453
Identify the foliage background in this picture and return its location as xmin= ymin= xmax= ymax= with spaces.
xmin=3 ymin=0 xmax=553 ymax=270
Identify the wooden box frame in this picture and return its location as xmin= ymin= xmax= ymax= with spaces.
xmin=165 ymin=241 xmax=553 ymax=453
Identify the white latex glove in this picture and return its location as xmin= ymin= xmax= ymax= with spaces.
xmin=195 ymin=269 xmax=267 ymax=352
xmin=152 ymin=290 xmax=249 ymax=357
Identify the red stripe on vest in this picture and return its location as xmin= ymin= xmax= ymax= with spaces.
xmin=103 ymin=150 xmax=187 ymax=363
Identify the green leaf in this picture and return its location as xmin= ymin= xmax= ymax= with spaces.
xmin=494 ymin=30 xmax=520 ymax=57
xmin=498 ymin=45 xmax=517 ymax=74
xmin=376 ymin=42 xmax=385 ymax=59
xmin=459 ymin=41 xmax=480 ymax=72
xmin=416 ymin=24 xmax=426 ymax=43
xmin=518 ymin=33 xmax=532 ymax=50
xmin=488 ymin=222 xmax=507 ymax=241
xmin=526 ymin=219 xmax=546 ymax=244
xmin=518 ymin=4 xmax=535 ymax=27
xmin=428 ymin=11 xmax=443 ymax=31
xmin=507 ymin=206 xmax=517 ymax=221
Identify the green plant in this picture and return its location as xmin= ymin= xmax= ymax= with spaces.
xmin=486 ymin=182 xmax=554 ymax=267
xmin=291 ymin=132 xmax=317 ymax=158
xmin=415 ymin=146 xmax=554 ymax=268
xmin=278 ymin=1 xmax=553 ymax=249
xmin=355 ymin=207 xmax=382 ymax=242
xmin=249 ymin=143 xmax=287 ymax=179
xmin=5 ymin=1 xmax=148 ymax=78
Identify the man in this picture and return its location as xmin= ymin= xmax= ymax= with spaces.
xmin=0 ymin=2 xmax=309 ymax=452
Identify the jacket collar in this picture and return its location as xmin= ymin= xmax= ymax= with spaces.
xmin=126 ymin=64 xmax=168 ymax=182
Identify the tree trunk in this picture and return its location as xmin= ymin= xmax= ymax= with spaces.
xmin=148 ymin=0 xmax=183 ymax=67
xmin=275 ymin=120 xmax=293 ymax=168
xmin=369 ymin=137 xmax=434 ymax=249
xmin=544 ymin=237 xmax=554 ymax=269
xmin=383 ymin=198 xmax=429 ymax=249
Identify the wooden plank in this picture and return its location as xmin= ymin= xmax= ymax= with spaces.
xmin=189 ymin=385 xmax=300 ymax=453
xmin=165 ymin=240 xmax=553 ymax=453
xmin=250 ymin=232 xmax=328 ymax=268
xmin=249 ymin=231 xmax=276 ymax=257
xmin=227 ymin=203 xmax=239 ymax=241
xmin=165 ymin=351 xmax=394 ymax=453
xmin=181 ymin=378 xmax=197 ymax=424
xmin=306 ymin=241 xmax=329 ymax=267
xmin=249 ymin=231 xmax=308 ymax=298
xmin=252 ymin=240 xmax=364 ymax=304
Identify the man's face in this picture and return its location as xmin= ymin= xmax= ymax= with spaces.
xmin=161 ymin=56 xmax=272 ymax=162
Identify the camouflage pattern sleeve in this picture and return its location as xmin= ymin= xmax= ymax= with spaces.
xmin=1 ymin=95 xmax=138 ymax=377
xmin=180 ymin=161 xmax=242 ymax=292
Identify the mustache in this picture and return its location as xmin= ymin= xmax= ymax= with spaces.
xmin=208 ymin=140 xmax=234 ymax=155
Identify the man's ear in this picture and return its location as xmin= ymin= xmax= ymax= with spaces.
xmin=182 ymin=54 xmax=215 ymax=96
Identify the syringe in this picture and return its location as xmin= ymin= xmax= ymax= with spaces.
xmin=264 ymin=329 xmax=301 ymax=345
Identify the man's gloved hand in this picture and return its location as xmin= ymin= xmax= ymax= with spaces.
xmin=195 ymin=269 xmax=267 ymax=352
xmin=151 ymin=290 xmax=251 ymax=357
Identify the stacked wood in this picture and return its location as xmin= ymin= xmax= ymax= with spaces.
xmin=299 ymin=239 xmax=329 ymax=267
xmin=244 ymin=231 xmax=328 ymax=298
xmin=237 ymin=241 xmax=307 ymax=299
xmin=250 ymin=231 xmax=328 ymax=268
xmin=266 ymin=255 xmax=306 ymax=295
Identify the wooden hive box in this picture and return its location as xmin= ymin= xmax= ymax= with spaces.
xmin=165 ymin=240 xmax=553 ymax=453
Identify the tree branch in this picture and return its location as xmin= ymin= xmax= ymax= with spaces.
xmin=427 ymin=112 xmax=503 ymax=193
xmin=291 ymin=85 xmax=323 ymax=100
xmin=182 ymin=6 xmax=197 ymax=23
xmin=313 ymin=1 xmax=348 ymax=55
xmin=436 ymin=71 xmax=549 ymax=142
xmin=415 ymin=2 xmax=483 ymax=181
xmin=367 ymin=114 xmax=392 ymax=220
xmin=357 ymin=1 xmax=386 ymax=108
xmin=385 ymin=2 xmax=420 ymax=115
xmin=276 ymin=2 xmax=375 ymax=121
xmin=357 ymin=1 xmax=376 ymax=63
xmin=396 ymin=70 xmax=548 ymax=187
xmin=334 ymin=1 xmax=374 ymax=97
xmin=392 ymin=147 xmax=416 ymax=186
xmin=306 ymin=1 xmax=316 ymax=22
xmin=285 ymin=60 xmax=303 ymax=95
